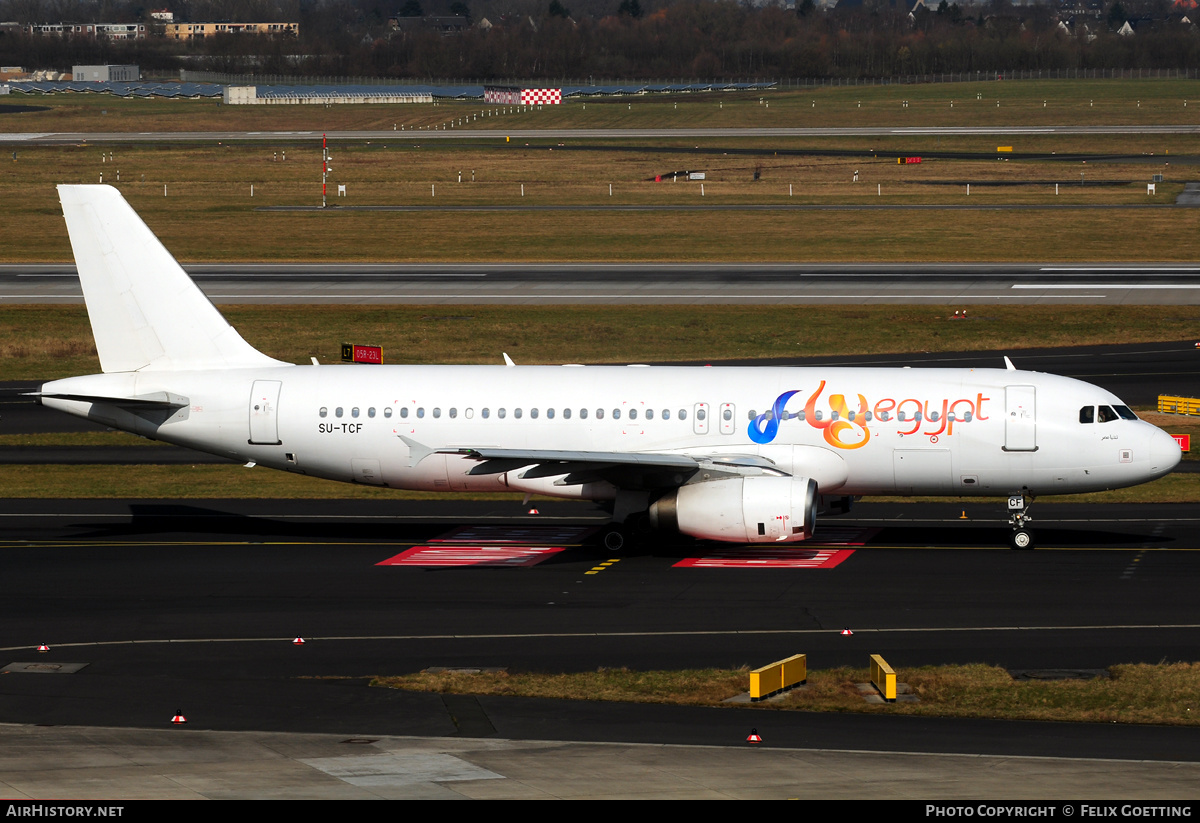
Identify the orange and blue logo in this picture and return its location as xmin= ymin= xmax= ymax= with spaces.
xmin=749 ymin=381 xmax=991 ymax=450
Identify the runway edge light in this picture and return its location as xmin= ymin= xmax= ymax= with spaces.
xmin=37 ymin=643 xmax=49 ymax=653
xmin=293 ymin=636 xmax=306 ymax=645
xmin=841 ymin=628 xmax=854 ymax=636
xmin=746 ymin=729 xmax=762 ymax=744
xmin=172 ymin=711 xmax=187 ymax=725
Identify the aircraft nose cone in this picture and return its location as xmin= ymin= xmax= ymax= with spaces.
xmin=1149 ymin=427 xmax=1183 ymax=477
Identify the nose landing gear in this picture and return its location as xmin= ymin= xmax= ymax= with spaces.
xmin=1007 ymin=493 xmax=1034 ymax=550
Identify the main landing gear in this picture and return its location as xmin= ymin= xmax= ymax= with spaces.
xmin=1007 ymin=493 xmax=1034 ymax=550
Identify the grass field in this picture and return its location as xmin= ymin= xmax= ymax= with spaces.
xmin=6 ymin=303 xmax=1200 ymax=378
xmin=2 ymin=81 xmax=1198 ymax=263
xmin=7 ymin=78 xmax=1200 ymax=132
xmin=374 ymin=661 xmax=1200 ymax=726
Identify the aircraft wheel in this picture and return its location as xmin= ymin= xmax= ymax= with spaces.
xmin=1009 ymin=529 xmax=1035 ymax=550
xmin=602 ymin=528 xmax=627 ymax=553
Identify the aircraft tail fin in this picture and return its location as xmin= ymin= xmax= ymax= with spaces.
xmin=57 ymin=184 xmax=287 ymax=373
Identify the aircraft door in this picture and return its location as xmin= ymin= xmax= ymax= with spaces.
xmin=1004 ymin=385 xmax=1037 ymax=452
xmin=248 ymin=380 xmax=282 ymax=445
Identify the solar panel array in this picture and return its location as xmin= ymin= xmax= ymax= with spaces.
xmin=8 ymin=80 xmax=776 ymax=100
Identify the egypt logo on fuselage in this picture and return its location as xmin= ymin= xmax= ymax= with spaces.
xmin=749 ymin=380 xmax=991 ymax=449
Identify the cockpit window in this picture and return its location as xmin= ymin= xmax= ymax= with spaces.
xmin=1098 ymin=405 xmax=1118 ymax=423
xmin=1114 ymin=405 xmax=1138 ymax=420
xmin=1079 ymin=406 xmax=1094 ymax=424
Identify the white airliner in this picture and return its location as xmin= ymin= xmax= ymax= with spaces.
xmin=37 ymin=185 xmax=1181 ymax=550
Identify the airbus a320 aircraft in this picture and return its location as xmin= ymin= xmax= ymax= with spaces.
xmin=37 ymin=186 xmax=1181 ymax=551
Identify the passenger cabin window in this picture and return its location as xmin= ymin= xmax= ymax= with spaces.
xmin=351 ymin=407 xmax=360 ymax=418
xmin=1080 ymin=406 xmax=1095 ymax=424
xmin=335 ymin=407 xmax=344 ymax=418
xmin=384 ymin=407 xmax=392 ymax=418
xmin=368 ymin=407 xmax=376 ymax=418
xmin=400 ymin=407 xmax=409 ymax=418
xmin=319 ymin=407 xmax=328 ymax=418
xmin=417 ymin=408 xmax=425 ymax=418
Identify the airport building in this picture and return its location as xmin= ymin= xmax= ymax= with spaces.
xmin=72 ymin=64 xmax=140 ymax=82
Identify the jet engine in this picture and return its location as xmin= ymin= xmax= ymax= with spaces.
xmin=648 ymin=475 xmax=818 ymax=543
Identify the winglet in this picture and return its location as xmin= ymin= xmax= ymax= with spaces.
xmin=503 ymin=353 xmax=515 ymax=367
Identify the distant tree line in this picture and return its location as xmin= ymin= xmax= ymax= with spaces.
xmin=1 ymin=0 xmax=1198 ymax=80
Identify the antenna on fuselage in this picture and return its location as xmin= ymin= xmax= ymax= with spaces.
xmin=1003 ymin=356 xmax=1016 ymax=371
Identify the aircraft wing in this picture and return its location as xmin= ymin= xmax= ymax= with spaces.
xmin=400 ymin=436 xmax=784 ymax=489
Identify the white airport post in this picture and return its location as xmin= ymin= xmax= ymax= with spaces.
xmin=1148 ymin=183 xmax=1156 ymax=195
xmin=338 ymin=185 xmax=346 ymax=197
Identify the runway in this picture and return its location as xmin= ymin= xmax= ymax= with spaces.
xmin=6 ymin=262 xmax=1200 ymax=304
xmin=6 ymin=125 xmax=1200 ymax=144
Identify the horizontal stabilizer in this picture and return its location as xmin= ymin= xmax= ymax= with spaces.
xmin=30 ymin=390 xmax=190 ymax=408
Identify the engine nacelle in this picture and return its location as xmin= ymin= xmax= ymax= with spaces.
xmin=649 ymin=475 xmax=818 ymax=543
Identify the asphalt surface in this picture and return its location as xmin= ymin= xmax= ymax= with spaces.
xmin=6 ymin=125 xmax=1200 ymax=144
xmin=1 ymin=495 xmax=1199 ymax=798
xmin=8 ymin=262 xmax=1200 ymax=305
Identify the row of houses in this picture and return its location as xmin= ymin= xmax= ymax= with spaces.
xmin=4 ymin=16 xmax=299 ymax=41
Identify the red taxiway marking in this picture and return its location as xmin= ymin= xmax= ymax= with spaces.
xmin=378 ymin=545 xmax=566 ymax=567
xmin=674 ymin=547 xmax=855 ymax=569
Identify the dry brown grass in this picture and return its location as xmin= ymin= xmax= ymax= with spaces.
xmin=374 ymin=661 xmax=1200 ymax=725
xmin=5 ymin=303 xmax=1200 ymax=380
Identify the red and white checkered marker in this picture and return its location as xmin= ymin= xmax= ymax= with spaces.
xmin=37 ymin=644 xmax=49 ymax=653
xmin=840 ymin=628 xmax=854 ymax=636
xmin=171 ymin=712 xmax=187 ymax=725
xmin=527 ymin=508 xmax=539 ymax=515
xmin=746 ymin=729 xmax=762 ymax=744
xmin=293 ymin=637 xmax=305 ymax=645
